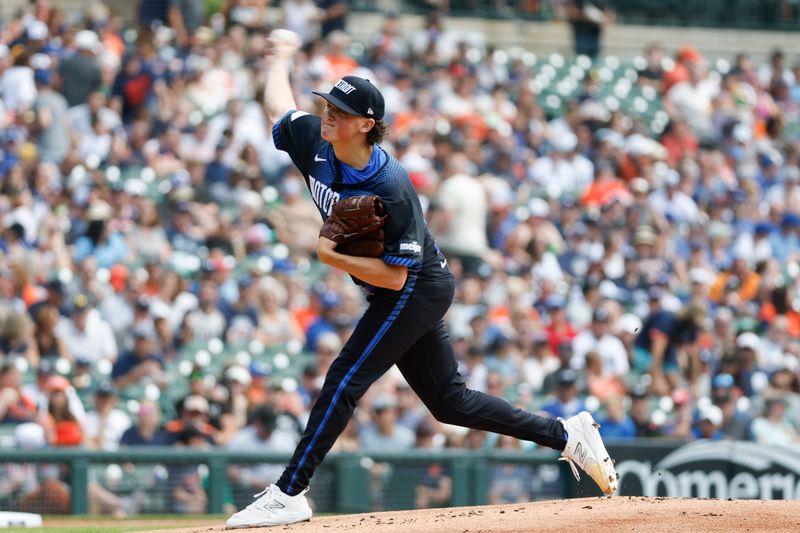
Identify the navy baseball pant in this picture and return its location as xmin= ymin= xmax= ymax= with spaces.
xmin=277 ymin=273 xmax=567 ymax=495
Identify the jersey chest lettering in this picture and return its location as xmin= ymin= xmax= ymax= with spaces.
xmin=308 ymin=175 xmax=340 ymax=217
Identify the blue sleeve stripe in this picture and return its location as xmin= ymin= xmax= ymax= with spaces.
xmin=272 ymin=121 xmax=283 ymax=151
xmin=381 ymin=255 xmax=421 ymax=269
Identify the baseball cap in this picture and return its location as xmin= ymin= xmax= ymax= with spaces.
xmin=183 ymin=395 xmax=209 ymax=413
xmin=372 ymin=392 xmax=398 ymax=411
xmin=46 ymin=375 xmax=71 ymax=393
xmin=630 ymin=383 xmax=649 ymax=399
xmin=592 ymin=307 xmax=610 ymax=323
xmin=544 ymin=294 xmax=566 ymax=310
xmin=225 ymin=365 xmax=252 ymax=386
xmin=72 ymin=293 xmax=91 ymax=313
xmin=313 ymin=76 xmax=385 ymax=120
xmin=37 ymin=359 xmax=56 ymax=376
xmin=528 ymin=197 xmax=550 ymax=218
xmin=74 ymin=30 xmax=100 ymax=51
xmin=712 ymin=373 xmax=735 ymax=390
xmin=557 ymin=368 xmax=577 ymax=385
xmin=736 ymin=332 xmax=760 ymax=352
xmin=699 ymin=404 xmax=723 ymax=426
xmin=95 ymin=381 xmax=117 ymax=397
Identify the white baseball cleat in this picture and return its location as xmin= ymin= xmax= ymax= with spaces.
xmin=226 ymin=484 xmax=312 ymax=529
xmin=559 ymin=411 xmax=619 ymax=495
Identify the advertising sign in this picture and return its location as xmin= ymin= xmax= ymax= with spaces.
xmin=609 ymin=441 xmax=800 ymax=499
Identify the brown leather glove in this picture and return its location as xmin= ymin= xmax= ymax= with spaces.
xmin=319 ymin=195 xmax=387 ymax=257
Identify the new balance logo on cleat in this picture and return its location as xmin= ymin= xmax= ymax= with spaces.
xmin=574 ymin=442 xmax=588 ymax=465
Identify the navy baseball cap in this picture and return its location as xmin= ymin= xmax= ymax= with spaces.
xmin=313 ymin=76 xmax=385 ymax=120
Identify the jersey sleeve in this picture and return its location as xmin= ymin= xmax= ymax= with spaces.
xmin=272 ymin=110 xmax=322 ymax=176
xmin=380 ymin=195 xmax=425 ymax=269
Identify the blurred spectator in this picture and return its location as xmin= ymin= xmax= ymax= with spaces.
xmin=360 ymin=393 xmax=415 ymax=452
xmin=112 ymin=327 xmax=166 ymax=391
xmin=712 ymin=386 xmax=752 ymax=440
xmin=0 ymin=363 xmax=38 ymax=424
xmin=120 ymin=400 xmax=170 ymax=446
xmin=165 ymin=394 xmax=216 ymax=444
xmin=571 ymin=307 xmax=629 ymax=378
xmin=304 ymin=290 xmax=343 ymax=352
xmin=597 ymin=395 xmax=636 ymax=440
xmin=210 ymin=365 xmax=252 ymax=445
xmin=31 ymin=304 xmax=69 ymax=360
xmin=692 ymin=404 xmax=726 ymax=440
xmin=629 ymin=386 xmax=663 ymax=438
xmin=522 ymin=334 xmax=559 ymax=393
xmin=634 ymin=304 xmax=705 ymax=394
xmin=0 ymin=50 xmax=37 ymax=111
xmin=412 ymin=420 xmax=452 ymax=509
xmin=84 ymin=383 xmax=132 ymax=451
xmin=256 ymin=277 xmax=306 ymax=346
xmin=43 ymin=377 xmax=84 ymax=446
xmin=539 ymin=369 xmax=586 ymax=420
xmin=55 ymin=294 xmax=118 ymax=364
xmin=57 ymin=30 xmax=102 ymax=108
xmin=168 ymin=0 xmax=205 ymax=49
xmin=585 ymin=351 xmax=626 ymax=401
xmin=317 ymin=0 xmax=349 ymax=38
xmin=434 ymin=153 xmax=489 ymax=276
xmin=169 ymin=424 xmax=210 ymax=514
xmin=186 ymin=281 xmax=226 ymax=342
xmin=22 ymin=359 xmax=86 ymax=426
xmin=32 ymin=67 xmax=70 ymax=164
xmin=488 ymin=437 xmax=534 ymax=505
xmin=565 ymin=0 xmax=614 ymax=58
xmin=751 ymin=396 xmax=799 ymax=445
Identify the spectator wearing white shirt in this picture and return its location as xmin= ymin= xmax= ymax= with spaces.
xmin=68 ymin=90 xmax=123 ymax=137
xmin=647 ymin=168 xmax=700 ymax=225
xmin=665 ymin=60 xmax=719 ymax=141
xmin=186 ymin=281 xmax=226 ymax=342
xmin=751 ymin=396 xmax=799 ymax=446
xmin=571 ymin=307 xmax=629 ymax=377
xmin=529 ymin=130 xmax=594 ymax=196
xmin=435 ymin=153 xmax=489 ymax=276
xmin=83 ymin=383 xmax=132 ymax=451
xmin=0 ymin=52 xmax=36 ymax=112
xmin=55 ymin=294 xmax=118 ymax=364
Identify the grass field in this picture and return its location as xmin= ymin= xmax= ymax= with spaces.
xmin=2 ymin=514 xmax=227 ymax=533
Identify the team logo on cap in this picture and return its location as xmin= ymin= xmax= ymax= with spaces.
xmin=334 ymin=79 xmax=357 ymax=94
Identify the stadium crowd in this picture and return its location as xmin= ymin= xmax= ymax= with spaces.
xmin=1 ymin=0 xmax=800 ymax=513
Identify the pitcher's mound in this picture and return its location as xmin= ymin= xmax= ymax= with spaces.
xmin=141 ymin=497 xmax=800 ymax=533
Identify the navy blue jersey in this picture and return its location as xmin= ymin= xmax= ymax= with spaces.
xmin=273 ymin=110 xmax=450 ymax=284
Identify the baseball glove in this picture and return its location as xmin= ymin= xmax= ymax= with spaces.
xmin=319 ymin=195 xmax=387 ymax=257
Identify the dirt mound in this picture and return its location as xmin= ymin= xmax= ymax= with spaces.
xmin=139 ymin=497 xmax=800 ymax=533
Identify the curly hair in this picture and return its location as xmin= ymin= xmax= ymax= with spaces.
xmin=366 ymin=120 xmax=388 ymax=145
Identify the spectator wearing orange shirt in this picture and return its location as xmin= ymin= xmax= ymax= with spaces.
xmin=324 ymin=30 xmax=357 ymax=80
xmin=708 ymin=257 xmax=761 ymax=306
xmin=581 ymin=163 xmax=630 ymax=208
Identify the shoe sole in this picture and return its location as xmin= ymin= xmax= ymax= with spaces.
xmin=577 ymin=411 xmax=618 ymax=495
xmin=226 ymin=513 xmax=312 ymax=529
